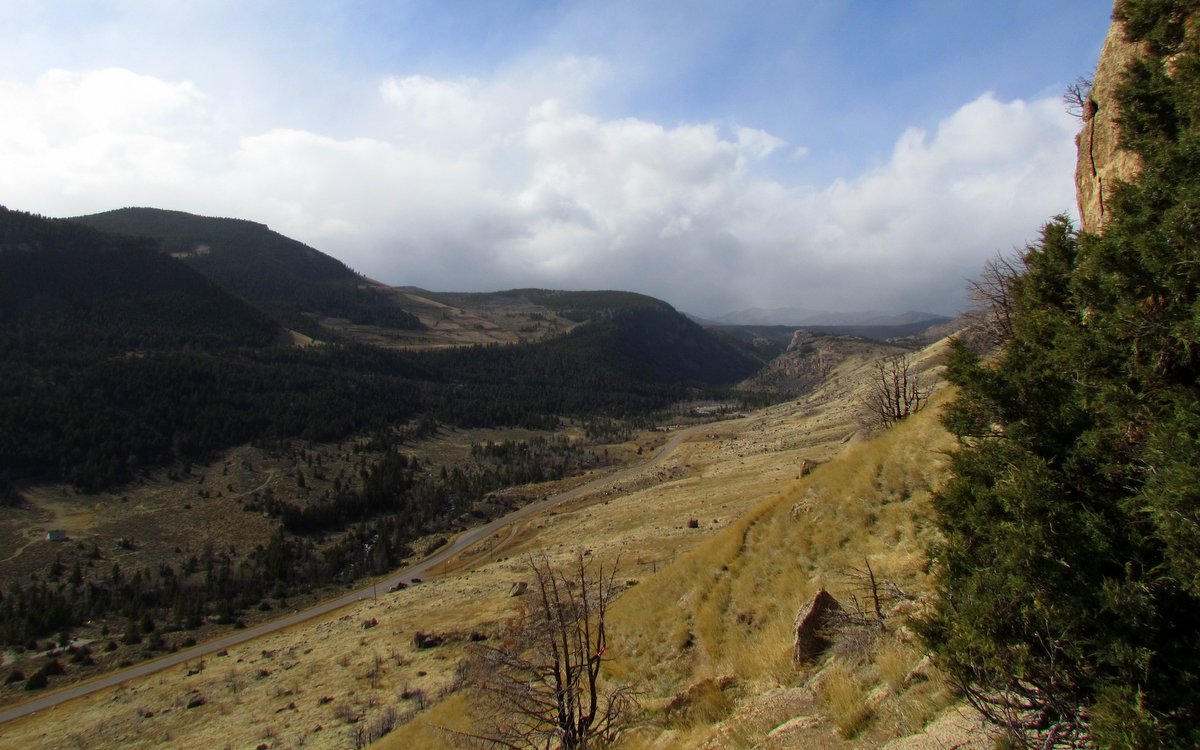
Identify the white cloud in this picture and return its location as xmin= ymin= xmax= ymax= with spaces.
xmin=0 ymin=68 xmax=1079 ymax=316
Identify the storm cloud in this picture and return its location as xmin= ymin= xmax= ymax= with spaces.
xmin=0 ymin=62 xmax=1080 ymax=317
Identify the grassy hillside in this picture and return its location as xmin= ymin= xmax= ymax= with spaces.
xmin=420 ymin=288 xmax=673 ymax=320
xmin=609 ymin=391 xmax=956 ymax=747
xmin=0 ymin=331 xmax=973 ymax=749
xmin=73 ymin=207 xmax=422 ymax=336
xmin=381 ymin=358 xmax=979 ymax=750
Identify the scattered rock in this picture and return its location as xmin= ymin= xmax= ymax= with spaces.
xmin=792 ymin=589 xmax=844 ymax=664
xmin=766 ymin=714 xmax=822 ymax=740
xmin=665 ymin=675 xmax=736 ymax=721
xmin=411 ymin=631 xmax=444 ymax=649
xmin=185 ymin=692 xmax=206 ymax=709
xmin=903 ymin=655 xmax=933 ymax=688
xmin=508 ymin=581 xmax=528 ymax=597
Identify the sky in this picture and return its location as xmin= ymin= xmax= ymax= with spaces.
xmin=0 ymin=1 xmax=1114 ymax=317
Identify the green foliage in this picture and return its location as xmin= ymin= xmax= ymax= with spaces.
xmin=923 ymin=5 xmax=1200 ymax=746
xmin=1115 ymin=0 xmax=1200 ymax=55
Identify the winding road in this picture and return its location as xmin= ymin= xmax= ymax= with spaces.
xmin=0 ymin=425 xmax=701 ymax=725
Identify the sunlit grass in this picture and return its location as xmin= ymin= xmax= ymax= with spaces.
xmin=380 ymin=386 xmax=961 ymax=749
xmin=605 ymin=388 xmax=958 ymax=745
xmin=817 ymin=661 xmax=874 ymax=738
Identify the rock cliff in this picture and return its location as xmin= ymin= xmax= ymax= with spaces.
xmin=1075 ymin=8 xmax=1148 ymax=233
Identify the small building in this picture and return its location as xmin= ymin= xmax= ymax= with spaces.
xmin=46 ymin=529 xmax=68 ymax=542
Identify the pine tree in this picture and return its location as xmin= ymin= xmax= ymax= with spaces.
xmin=921 ymin=2 xmax=1200 ymax=746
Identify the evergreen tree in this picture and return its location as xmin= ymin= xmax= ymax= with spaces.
xmin=922 ymin=2 xmax=1200 ymax=746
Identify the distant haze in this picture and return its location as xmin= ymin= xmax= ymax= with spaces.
xmin=709 ymin=309 xmax=952 ymax=328
xmin=0 ymin=1 xmax=1109 ymax=317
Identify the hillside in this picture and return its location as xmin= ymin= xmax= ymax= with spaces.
xmin=0 ymin=201 xmax=782 ymax=700
xmin=739 ymin=330 xmax=913 ymax=398
xmin=3 ymin=205 xmax=764 ymax=489
xmin=0 ymin=206 xmax=281 ymax=352
xmin=72 ymin=207 xmax=423 ymax=337
xmin=0 ymin=325 xmax=978 ymax=750
xmin=713 ymin=307 xmax=951 ymax=330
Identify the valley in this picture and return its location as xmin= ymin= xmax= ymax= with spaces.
xmin=0 ymin=327 xmax=970 ymax=749
xmin=5 ymin=2 xmax=1198 ymax=747
xmin=0 ymin=201 xmax=980 ymax=749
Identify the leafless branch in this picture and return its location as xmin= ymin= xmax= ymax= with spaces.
xmin=1063 ymin=75 xmax=1094 ymax=120
xmin=454 ymin=551 xmax=638 ymax=749
xmin=963 ymin=251 xmax=1025 ymax=348
xmin=861 ymin=354 xmax=927 ymax=430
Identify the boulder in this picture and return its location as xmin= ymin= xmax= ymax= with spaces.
xmin=411 ymin=631 xmax=444 ymax=649
xmin=508 ymin=581 xmax=529 ymax=597
xmin=792 ymin=589 xmax=844 ymax=664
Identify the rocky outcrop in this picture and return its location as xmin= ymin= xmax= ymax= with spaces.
xmin=1075 ymin=10 xmax=1149 ymax=233
xmin=743 ymin=331 xmax=907 ymax=398
xmin=792 ymin=589 xmax=844 ymax=664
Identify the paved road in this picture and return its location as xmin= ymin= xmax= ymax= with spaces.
xmin=0 ymin=425 xmax=701 ymax=725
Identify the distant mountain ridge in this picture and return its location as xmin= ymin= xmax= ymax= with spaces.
xmin=72 ymin=207 xmax=422 ymax=337
xmin=710 ymin=306 xmax=951 ymax=328
xmin=2 ymin=203 xmax=767 ymax=491
xmin=0 ymin=205 xmax=280 ymax=352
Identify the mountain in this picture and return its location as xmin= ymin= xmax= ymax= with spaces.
xmin=71 ymin=207 xmax=422 ymax=337
xmin=2 ymin=205 xmax=767 ymax=492
xmin=0 ymin=206 xmax=280 ymax=352
xmin=735 ymin=329 xmax=911 ymax=397
xmin=713 ymin=306 xmax=951 ymax=328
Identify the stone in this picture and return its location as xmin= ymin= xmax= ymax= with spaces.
xmin=411 ymin=631 xmax=444 ymax=649
xmin=792 ymin=589 xmax=844 ymax=664
xmin=508 ymin=581 xmax=528 ymax=597
xmin=1075 ymin=9 xmax=1149 ymax=233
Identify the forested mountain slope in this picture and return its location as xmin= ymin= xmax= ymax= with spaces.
xmin=1 ymin=207 xmax=765 ymax=493
xmin=73 ymin=207 xmax=423 ymax=336
xmin=1 ymin=206 xmax=280 ymax=353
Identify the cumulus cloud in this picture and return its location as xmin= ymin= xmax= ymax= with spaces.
xmin=0 ymin=66 xmax=1079 ymax=316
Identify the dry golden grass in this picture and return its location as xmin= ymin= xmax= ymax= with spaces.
xmin=2 ymin=336 xmax=987 ymax=749
xmin=603 ymin=387 xmax=961 ymax=748
xmin=818 ymin=662 xmax=874 ymax=738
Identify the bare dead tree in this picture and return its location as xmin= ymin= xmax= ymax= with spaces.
xmin=1063 ymin=75 xmax=1094 ymax=120
xmin=964 ymin=251 xmax=1025 ymax=348
xmin=862 ymin=354 xmax=927 ymax=430
xmin=457 ymin=552 xmax=638 ymax=749
xmin=829 ymin=559 xmax=915 ymax=658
